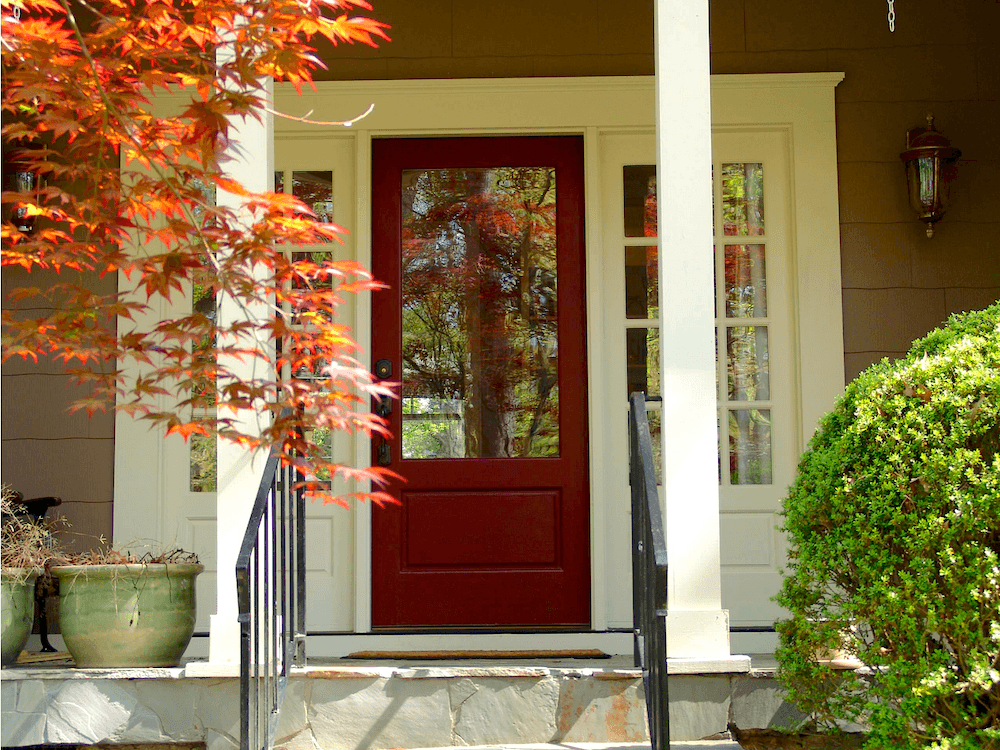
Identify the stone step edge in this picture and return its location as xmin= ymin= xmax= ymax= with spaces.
xmin=395 ymin=743 xmax=741 ymax=750
xmin=186 ymin=655 xmax=752 ymax=679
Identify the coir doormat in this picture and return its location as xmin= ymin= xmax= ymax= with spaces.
xmin=16 ymin=650 xmax=74 ymax=665
xmin=346 ymin=649 xmax=610 ymax=660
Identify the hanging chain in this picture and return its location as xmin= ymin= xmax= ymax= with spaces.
xmin=887 ymin=0 xmax=895 ymax=32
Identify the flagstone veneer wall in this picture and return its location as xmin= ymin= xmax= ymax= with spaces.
xmin=1 ymin=664 xmax=801 ymax=747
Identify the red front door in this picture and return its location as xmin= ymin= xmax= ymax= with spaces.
xmin=371 ymin=136 xmax=591 ymax=629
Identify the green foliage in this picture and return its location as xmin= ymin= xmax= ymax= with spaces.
xmin=776 ymin=302 xmax=1000 ymax=750
xmin=2 ymin=0 xmax=396 ymax=507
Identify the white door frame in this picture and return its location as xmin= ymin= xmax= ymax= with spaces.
xmin=115 ymin=73 xmax=845 ymax=661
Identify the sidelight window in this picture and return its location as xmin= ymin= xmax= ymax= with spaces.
xmin=621 ymin=162 xmax=775 ymax=486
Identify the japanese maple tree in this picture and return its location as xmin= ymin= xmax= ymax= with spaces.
xmin=1 ymin=0 xmax=397 ymax=504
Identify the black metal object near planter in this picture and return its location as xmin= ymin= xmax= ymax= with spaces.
xmin=1 ymin=491 xmax=63 ymax=662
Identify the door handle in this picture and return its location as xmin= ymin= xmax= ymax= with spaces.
xmin=377 ymin=440 xmax=392 ymax=466
xmin=373 ymin=359 xmax=393 ymax=465
xmin=374 ymin=359 xmax=393 ymax=417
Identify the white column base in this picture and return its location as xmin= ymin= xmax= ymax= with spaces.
xmin=208 ymin=613 xmax=242 ymax=665
xmin=666 ymin=609 xmax=731 ymax=658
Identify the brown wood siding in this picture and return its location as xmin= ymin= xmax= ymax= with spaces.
xmin=2 ymin=268 xmax=115 ymax=551
xmin=320 ymin=0 xmax=999 ymax=382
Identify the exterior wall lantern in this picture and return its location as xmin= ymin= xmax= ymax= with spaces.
xmin=3 ymin=141 xmax=41 ymax=235
xmin=8 ymin=169 xmax=39 ymax=234
xmin=900 ymin=115 xmax=961 ymax=238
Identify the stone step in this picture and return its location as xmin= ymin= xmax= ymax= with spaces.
xmin=2 ymin=660 xmax=797 ymax=750
xmin=411 ymin=744 xmax=741 ymax=750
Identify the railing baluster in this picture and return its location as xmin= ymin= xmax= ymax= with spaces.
xmin=237 ymin=410 xmax=307 ymax=750
xmin=630 ymin=392 xmax=670 ymax=750
xmin=294 ymin=466 xmax=306 ymax=667
xmin=280 ymin=467 xmax=289 ymax=674
xmin=267 ymin=480 xmax=276 ymax=718
xmin=252 ymin=545 xmax=260 ymax=748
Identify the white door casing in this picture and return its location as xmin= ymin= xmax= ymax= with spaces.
xmin=714 ymin=129 xmax=796 ymax=634
xmin=114 ymin=75 xmax=845 ymax=657
xmin=115 ymin=134 xmax=361 ymax=641
xmin=599 ymin=128 xmax=795 ymax=635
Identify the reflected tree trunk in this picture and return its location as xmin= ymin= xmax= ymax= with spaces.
xmin=401 ymin=165 xmax=559 ymax=459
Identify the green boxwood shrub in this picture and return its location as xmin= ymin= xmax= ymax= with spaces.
xmin=776 ymin=302 xmax=1000 ymax=750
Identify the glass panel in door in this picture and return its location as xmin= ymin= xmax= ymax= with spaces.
xmin=400 ymin=167 xmax=560 ymax=459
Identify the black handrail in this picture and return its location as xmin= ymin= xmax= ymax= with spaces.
xmin=629 ymin=391 xmax=670 ymax=750
xmin=237 ymin=430 xmax=306 ymax=750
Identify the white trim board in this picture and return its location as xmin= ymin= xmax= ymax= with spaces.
xmin=116 ymin=74 xmax=846 ymax=652
xmin=271 ymin=74 xmax=845 ymax=135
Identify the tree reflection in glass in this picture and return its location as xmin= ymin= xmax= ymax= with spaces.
xmin=401 ymin=167 xmax=559 ymax=459
xmin=722 ymin=163 xmax=764 ymax=236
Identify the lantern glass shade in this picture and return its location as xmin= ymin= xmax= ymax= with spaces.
xmin=10 ymin=171 xmax=37 ymax=233
xmin=904 ymin=155 xmax=958 ymax=224
xmin=900 ymin=116 xmax=960 ymax=238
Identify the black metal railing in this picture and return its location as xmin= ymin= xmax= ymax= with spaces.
xmin=629 ymin=392 xmax=670 ymax=750
xmin=237 ymin=439 xmax=306 ymax=750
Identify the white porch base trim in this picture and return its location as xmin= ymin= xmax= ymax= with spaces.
xmin=665 ymin=610 xmax=732 ymax=658
xmin=730 ymin=630 xmax=779 ymax=656
xmin=206 ymin=612 xmax=241 ymax=664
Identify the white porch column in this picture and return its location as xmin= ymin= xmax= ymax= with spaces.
xmin=208 ymin=77 xmax=275 ymax=665
xmin=653 ymin=0 xmax=730 ymax=656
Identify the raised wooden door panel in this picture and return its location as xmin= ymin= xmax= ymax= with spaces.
xmin=371 ymin=136 xmax=590 ymax=629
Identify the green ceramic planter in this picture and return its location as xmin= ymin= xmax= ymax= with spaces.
xmin=52 ymin=563 xmax=203 ymax=668
xmin=1 ymin=569 xmax=39 ymax=667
